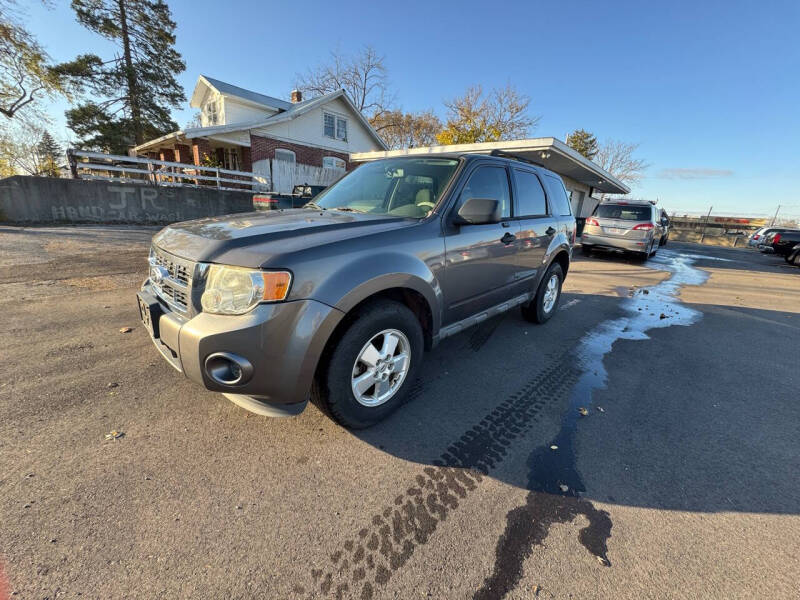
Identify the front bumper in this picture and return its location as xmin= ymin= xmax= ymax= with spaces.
xmin=581 ymin=232 xmax=652 ymax=252
xmin=139 ymin=279 xmax=344 ymax=415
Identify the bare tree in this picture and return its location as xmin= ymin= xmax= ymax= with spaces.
xmin=436 ymin=84 xmax=539 ymax=145
xmin=0 ymin=1 xmax=68 ymax=120
xmin=370 ymin=109 xmax=442 ymax=149
xmin=295 ymin=46 xmax=393 ymax=118
xmin=0 ymin=121 xmax=59 ymax=175
xmin=594 ymin=140 xmax=649 ymax=188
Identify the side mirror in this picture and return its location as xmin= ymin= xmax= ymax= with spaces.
xmin=454 ymin=197 xmax=502 ymax=225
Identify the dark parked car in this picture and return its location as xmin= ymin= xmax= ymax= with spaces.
xmin=138 ymin=152 xmax=575 ymax=428
xmin=253 ymin=184 xmax=328 ymax=210
xmin=767 ymin=230 xmax=800 ymax=258
xmin=758 ymin=228 xmax=799 ymax=252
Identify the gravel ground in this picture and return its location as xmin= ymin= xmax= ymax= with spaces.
xmin=0 ymin=225 xmax=798 ymax=600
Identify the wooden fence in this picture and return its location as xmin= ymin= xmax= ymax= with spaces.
xmin=67 ymin=149 xmax=269 ymax=193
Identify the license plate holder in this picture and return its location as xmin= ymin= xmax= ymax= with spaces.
xmin=137 ymin=291 xmax=161 ymax=338
xmin=605 ymin=227 xmax=623 ymax=235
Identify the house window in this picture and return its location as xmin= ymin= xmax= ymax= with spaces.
xmin=203 ymin=100 xmax=219 ymax=126
xmin=323 ymin=112 xmax=348 ymax=141
xmin=322 ymin=156 xmax=346 ymax=170
xmin=274 ymin=148 xmax=296 ymax=164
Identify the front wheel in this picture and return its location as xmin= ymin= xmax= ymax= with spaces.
xmin=522 ymin=263 xmax=563 ymax=324
xmin=318 ymin=300 xmax=423 ymax=429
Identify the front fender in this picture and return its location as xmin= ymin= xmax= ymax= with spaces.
xmin=312 ymin=252 xmax=442 ymax=334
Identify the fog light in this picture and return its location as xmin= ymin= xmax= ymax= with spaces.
xmin=204 ymin=352 xmax=253 ymax=386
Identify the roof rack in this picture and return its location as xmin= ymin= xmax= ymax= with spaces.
xmin=488 ymin=149 xmax=547 ymax=169
xmin=600 ymin=198 xmax=658 ymax=205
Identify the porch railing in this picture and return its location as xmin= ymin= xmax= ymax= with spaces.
xmin=66 ymin=149 xmax=269 ymax=193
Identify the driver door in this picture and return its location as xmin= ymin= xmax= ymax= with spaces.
xmin=441 ymin=163 xmax=523 ymax=325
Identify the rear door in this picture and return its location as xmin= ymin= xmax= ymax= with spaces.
xmin=511 ymin=168 xmax=558 ymax=283
xmin=441 ymin=163 xmax=522 ymax=324
xmin=541 ymin=173 xmax=576 ymax=245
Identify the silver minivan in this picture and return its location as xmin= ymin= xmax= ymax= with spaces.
xmin=581 ymin=200 xmax=667 ymax=260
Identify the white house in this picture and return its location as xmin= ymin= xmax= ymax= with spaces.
xmin=133 ymin=75 xmax=388 ymax=190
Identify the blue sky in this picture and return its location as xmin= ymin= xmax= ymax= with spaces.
xmin=23 ymin=0 xmax=800 ymax=217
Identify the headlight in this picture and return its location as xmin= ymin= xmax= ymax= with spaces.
xmin=200 ymin=265 xmax=291 ymax=315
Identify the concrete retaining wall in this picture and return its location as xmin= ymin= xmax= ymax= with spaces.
xmin=670 ymin=228 xmax=748 ymax=247
xmin=0 ymin=176 xmax=254 ymax=224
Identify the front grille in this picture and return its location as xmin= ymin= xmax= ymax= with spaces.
xmin=152 ymin=250 xmax=192 ymax=285
xmin=150 ymin=246 xmax=196 ymax=313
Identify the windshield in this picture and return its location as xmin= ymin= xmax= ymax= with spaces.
xmin=595 ymin=204 xmax=652 ymax=221
xmin=312 ymin=158 xmax=460 ymax=218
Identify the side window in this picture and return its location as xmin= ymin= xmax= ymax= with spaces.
xmin=460 ymin=166 xmax=511 ymax=218
xmin=322 ymin=156 xmax=346 ymax=171
xmin=543 ymin=175 xmax=572 ymax=216
xmin=513 ymin=169 xmax=547 ymax=217
xmin=275 ymin=149 xmax=296 ymax=164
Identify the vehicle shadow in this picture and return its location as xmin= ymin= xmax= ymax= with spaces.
xmin=346 ymin=290 xmax=800 ymax=510
xmin=305 ymin=285 xmax=800 ymax=597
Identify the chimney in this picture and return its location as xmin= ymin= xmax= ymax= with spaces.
xmin=291 ymin=89 xmax=302 ymax=103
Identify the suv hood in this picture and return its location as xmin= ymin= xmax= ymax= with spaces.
xmin=153 ymin=209 xmax=415 ymax=267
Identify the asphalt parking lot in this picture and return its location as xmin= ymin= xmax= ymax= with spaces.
xmin=1 ymin=226 xmax=799 ymax=600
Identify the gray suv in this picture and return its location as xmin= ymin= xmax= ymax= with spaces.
xmin=581 ymin=200 xmax=668 ymax=259
xmin=137 ymin=152 xmax=575 ymax=428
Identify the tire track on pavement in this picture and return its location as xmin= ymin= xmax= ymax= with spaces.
xmin=306 ymin=352 xmax=583 ymax=599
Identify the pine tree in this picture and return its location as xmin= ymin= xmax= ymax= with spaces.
xmin=60 ymin=0 xmax=185 ymax=154
xmin=566 ymin=129 xmax=599 ymax=160
xmin=36 ymin=130 xmax=61 ymax=176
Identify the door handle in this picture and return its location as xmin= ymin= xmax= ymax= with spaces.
xmin=545 ymin=226 xmax=556 ymax=236
xmin=501 ymin=232 xmax=516 ymax=244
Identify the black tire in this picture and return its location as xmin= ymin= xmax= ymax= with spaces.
xmin=784 ymin=254 xmax=793 ymax=263
xmin=318 ymin=300 xmax=423 ymax=429
xmin=649 ymin=239 xmax=658 ymax=257
xmin=521 ymin=262 xmax=564 ymax=324
xmin=660 ymin=234 xmax=668 ymax=246
xmin=581 ymin=244 xmax=593 ymax=256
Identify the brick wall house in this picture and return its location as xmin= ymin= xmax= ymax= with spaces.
xmin=132 ymin=75 xmax=386 ymax=190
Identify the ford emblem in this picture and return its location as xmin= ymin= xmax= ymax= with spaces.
xmin=151 ymin=265 xmax=169 ymax=285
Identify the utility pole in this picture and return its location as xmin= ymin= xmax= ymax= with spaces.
xmin=700 ymin=206 xmax=713 ymax=243
xmin=770 ymin=205 xmax=781 ymax=226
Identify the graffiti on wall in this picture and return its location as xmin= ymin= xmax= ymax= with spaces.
xmin=46 ymin=184 xmax=246 ymax=223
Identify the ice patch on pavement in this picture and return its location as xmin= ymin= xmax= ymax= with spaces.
xmin=530 ymin=249 xmax=727 ymax=496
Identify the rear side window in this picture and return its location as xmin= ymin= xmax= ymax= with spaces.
xmin=595 ymin=204 xmax=652 ymax=221
xmin=460 ymin=166 xmax=511 ymax=218
xmin=542 ymin=175 xmax=572 ymax=216
xmin=513 ymin=169 xmax=547 ymax=216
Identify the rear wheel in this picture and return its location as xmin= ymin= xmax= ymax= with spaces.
xmin=318 ymin=300 xmax=423 ymax=429
xmin=522 ymin=263 xmax=563 ymax=324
